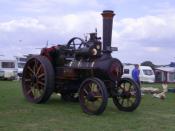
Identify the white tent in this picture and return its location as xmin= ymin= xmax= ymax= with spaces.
xmin=155 ymin=66 xmax=175 ymax=83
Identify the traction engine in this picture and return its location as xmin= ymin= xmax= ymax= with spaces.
xmin=22 ymin=10 xmax=141 ymax=115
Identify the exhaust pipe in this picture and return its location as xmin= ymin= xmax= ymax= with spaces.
xmin=101 ymin=10 xmax=115 ymax=55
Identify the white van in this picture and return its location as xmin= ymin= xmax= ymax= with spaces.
xmin=0 ymin=59 xmax=18 ymax=80
xmin=15 ymin=57 xmax=27 ymax=77
xmin=122 ymin=65 xmax=155 ymax=83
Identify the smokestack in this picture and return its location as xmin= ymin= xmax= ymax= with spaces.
xmin=101 ymin=10 xmax=115 ymax=54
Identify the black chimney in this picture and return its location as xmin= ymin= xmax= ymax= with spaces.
xmin=101 ymin=10 xmax=115 ymax=55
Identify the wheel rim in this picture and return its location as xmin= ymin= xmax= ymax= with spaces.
xmin=116 ymin=80 xmax=138 ymax=108
xmin=79 ymin=80 xmax=105 ymax=114
xmin=22 ymin=58 xmax=46 ymax=101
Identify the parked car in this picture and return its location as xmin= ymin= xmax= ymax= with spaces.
xmin=0 ymin=59 xmax=18 ymax=80
xmin=122 ymin=65 xmax=155 ymax=83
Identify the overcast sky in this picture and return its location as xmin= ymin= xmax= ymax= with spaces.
xmin=0 ymin=0 xmax=175 ymax=64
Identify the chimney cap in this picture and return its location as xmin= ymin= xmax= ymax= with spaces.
xmin=102 ymin=10 xmax=115 ymax=18
xmin=102 ymin=10 xmax=114 ymax=13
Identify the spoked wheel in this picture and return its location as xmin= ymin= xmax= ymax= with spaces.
xmin=113 ymin=78 xmax=141 ymax=112
xmin=79 ymin=77 xmax=108 ymax=115
xmin=22 ymin=56 xmax=55 ymax=103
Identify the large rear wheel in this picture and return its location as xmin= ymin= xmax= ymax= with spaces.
xmin=112 ymin=78 xmax=141 ymax=112
xmin=79 ymin=77 xmax=108 ymax=115
xmin=22 ymin=56 xmax=55 ymax=103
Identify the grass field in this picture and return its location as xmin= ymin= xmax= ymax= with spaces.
xmin=0 ymin=81 xmax=175 ymax=131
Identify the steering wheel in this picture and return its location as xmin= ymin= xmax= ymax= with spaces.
xmin=66 ymin=37 xmax=86 ymax=50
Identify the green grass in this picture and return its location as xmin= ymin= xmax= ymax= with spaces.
xmin=0 ymin=81 xmax=175 ymax=131
xmin=142 ymin=83 xmax=175 ymax=89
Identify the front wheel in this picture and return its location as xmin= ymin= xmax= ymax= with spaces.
xmin=79 ymin=77 xmax=108 ymax=115
xmin=112 ymin=78 xmax=141 ymax=112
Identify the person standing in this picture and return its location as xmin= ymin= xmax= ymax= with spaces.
xmin=132 ymin=64 xmax=141 ymax=87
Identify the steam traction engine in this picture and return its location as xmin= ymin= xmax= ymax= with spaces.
xmin=22 ymin=10 xmax=141 ymax=115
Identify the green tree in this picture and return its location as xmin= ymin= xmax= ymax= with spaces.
xmin=141 ymin=61 xmax=155 ymax=71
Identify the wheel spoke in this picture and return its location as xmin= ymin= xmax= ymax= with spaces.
xmin=38 ymin=89 xmax=44 ymax=96
xmin=86 ymin=101 xmax=100 ymax=111
xmin=90 ymin=83 xmax=98 ymax=92
xmin=84 ymin=98 xmax=89 ymax=104
xmin=124 ymin=83 xmax=129 ymax=91
xmin=128 ymin=98 xmax=134 ymax=105
xmin=38 ymin=73 xmax=45 ymax=78
xmin=33 ymin=59 xmax=38 ymax=74
xmin=27 ymin=66 xmax=35 ymax=74
xmin=130 ymin=90 xmax=136 ymax=97
xmin=127 ymin=98 xmax=130 ymax=107
xmin=123 ymin=82 xmax=126 ymax=88
xmin=36 ymin=65 xmax=42 ymax=75
xmin=121 ymin=98 xmax=124 ymax=106
xmin=30 ymin=86 xmax=35 ymax=95
xmin=93 ymin=96 xmax=102 ymax=98
xmin=120 ymin=83 xmax=124 ymax=89
xmin=96 ymin=97 xmax=102 ymax=102
xmin=91 ymin=102 xmax=99 ymax=110
xmin=128 ymin=83 xmax=132 ymax=91
xmin=89 ymin=83 xmax=92 ymax=91
xmin=25 ymin=78 xmax=31 ymax=82
xmin=33 ymin=88 xmax=43 ymax=99
xmin=27 ymin=88 xmax=32 ymax=95
xmin=38 ymin=81 xmax=44 ymax=86
xmin=92 ymin=83 xmax=98 ymax=92
xmin=33 ymin=89 xmax=39 ymax=99
xmin=83 ymin=88 xmax=89 ymax=95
